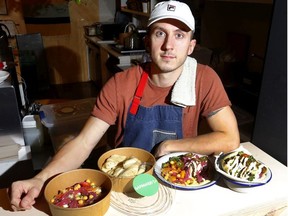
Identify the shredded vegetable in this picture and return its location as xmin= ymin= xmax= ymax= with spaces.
xmin=221 ymin=151 xmax=268 ymax=182
xmin=161 ymin=153 xmax=213 ymax=186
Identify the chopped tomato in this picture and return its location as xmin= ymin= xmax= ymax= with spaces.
xmin=51 ymin=179 xmax=102 ymax=208
xmin=161 ymin=153 xmax=212 ymax=186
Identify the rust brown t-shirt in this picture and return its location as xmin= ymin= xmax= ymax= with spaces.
xmin=91 ymin=63 xmax=231 ymax=147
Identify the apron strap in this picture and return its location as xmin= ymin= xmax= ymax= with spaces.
xmin=129 ymin=71 xmax=149 ymax=115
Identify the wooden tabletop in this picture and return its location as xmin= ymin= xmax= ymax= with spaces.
xmin=0 ymin=188 xmax=50 ymax=215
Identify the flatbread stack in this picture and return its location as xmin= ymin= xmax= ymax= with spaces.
xmin=101 ymin=154 xmax=147 ymax=178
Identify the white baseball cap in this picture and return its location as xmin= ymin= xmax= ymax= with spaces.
xmin=147 ymin=0 xmax=195 ymax=32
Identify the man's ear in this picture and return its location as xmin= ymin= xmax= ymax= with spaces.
xmin=188 ymin=39 xmax=197 ymax=55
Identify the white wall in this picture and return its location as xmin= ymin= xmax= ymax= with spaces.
xmin=98 ymin=0 xmax=115 ymax=22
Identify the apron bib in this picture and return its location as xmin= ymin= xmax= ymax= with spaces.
xmin=122 ymin=71 xmax=183 ymax=152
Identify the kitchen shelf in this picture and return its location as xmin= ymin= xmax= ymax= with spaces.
xmin=121 ymin=7 xmax=150 ymax=17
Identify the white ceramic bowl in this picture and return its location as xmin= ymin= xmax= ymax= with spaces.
xmin=223 ymin=175 xmax=272 ymax=193
xmin=214 ymin=147 xmax=272 ymax=192
xmin=0 ymin=70 xmax=9 ymax=83
xmin=155 ymin=152 xmax=219 ymax=190
xmin=214 ymin=148 xmax=271 ymax=184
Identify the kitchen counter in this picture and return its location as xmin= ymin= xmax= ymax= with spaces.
xmin=0 ymin=142 xmax=287 ymax=216
xmin=85 ymin=35 xmax=144 ymax=85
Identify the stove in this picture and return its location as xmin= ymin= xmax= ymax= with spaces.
xmin=110 ymin=44 xmax=146 ymax=54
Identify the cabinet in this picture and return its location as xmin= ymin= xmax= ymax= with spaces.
xmin=115 ymin=0 xmax=158 ymax=27
xmin=118 ymin=6 xmax=150 ymax=28
xmin=86 ymin=39 xmax=101 ymax=85
xmin=121 ymin=7 xmax=150 ymax=17
xmin=116 ymin=0 xmax=157 ymax=13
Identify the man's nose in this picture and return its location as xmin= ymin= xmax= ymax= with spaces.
xmin=162 ymin=35 xmax=174 ymax=50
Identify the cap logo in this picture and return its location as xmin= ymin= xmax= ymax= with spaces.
xmin=167 ymin=4 xmax=176 ymax=12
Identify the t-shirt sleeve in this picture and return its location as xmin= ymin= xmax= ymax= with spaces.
xmin=90 ymin=66 xmax=141 ymax=126
xmin=91 ymin=76 xmax=118 ymax=125
xmin=198 ymin=65 xmax=231 ymax=117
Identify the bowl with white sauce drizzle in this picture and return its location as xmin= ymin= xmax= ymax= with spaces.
xmin=214 ymin=146 xmax=272 ymax=192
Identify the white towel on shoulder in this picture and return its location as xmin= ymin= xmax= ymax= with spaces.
xmin=171 ymin=57 xmax=197 ymax=107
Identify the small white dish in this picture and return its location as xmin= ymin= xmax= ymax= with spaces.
xmin=0 ymin=70 xmax=9 ymax=84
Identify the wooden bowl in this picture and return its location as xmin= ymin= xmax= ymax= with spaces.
xmin=97 ymin=147 xmax=156 ymax=192
xmin=44 ymin=169 xmax=112 ymax=216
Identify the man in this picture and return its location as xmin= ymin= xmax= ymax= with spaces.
xmin=10 ymin=0 xmax=240 ymax=210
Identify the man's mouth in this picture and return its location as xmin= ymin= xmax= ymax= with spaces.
xmin=161 ymin=53 xmax=175 ymax=60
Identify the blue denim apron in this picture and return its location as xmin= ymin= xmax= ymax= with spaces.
xmin=122 ymin=71 xmax=183 ymax=153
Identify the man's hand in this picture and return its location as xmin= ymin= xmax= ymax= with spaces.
xmin=153 ymin=140 xmax=171 ymax=158
xmin=9 ymin=177 xmax=44 ymax=211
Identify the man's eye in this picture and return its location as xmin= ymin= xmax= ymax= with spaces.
xmin=155 ymin=31 xmax=166 ymax=37
xmin=175 ymin=33 xmax=184 ymax=39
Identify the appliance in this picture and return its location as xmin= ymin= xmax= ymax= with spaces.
xmin=110 ymin=44 xmax=146 ymax=54
xmin=0 ymin=77 xmax=31 ymax=188
xmin=84 ymin=25 xmax=97 ymax=36
xmin=109 ymin=28 xmax=147 ymax=54
xmin=0 ymin=78 xmax=25 ymax=146
xmin=111 ymin=28 xmax=147 ymax=54
xmin=16 ymin=33 xmax=50 ymax=102
xmin=91 ymin=22 xmax=122 ymax=41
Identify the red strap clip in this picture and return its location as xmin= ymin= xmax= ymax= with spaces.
xmin=129 ymin=71 xmax=149 ymax=115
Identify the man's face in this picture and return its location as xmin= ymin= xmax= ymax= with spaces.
xmin=146 ymin=18 xmax=196 ymax=74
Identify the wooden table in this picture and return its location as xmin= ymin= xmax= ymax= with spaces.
xmin=0 ymin=142 xmax=287 ymax=216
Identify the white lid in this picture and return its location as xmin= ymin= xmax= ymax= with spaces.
xmin=22 ymin=115 xmax=37 ymax=128
xmin=39 ymin=98 xmax=95 ymax=128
